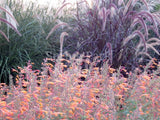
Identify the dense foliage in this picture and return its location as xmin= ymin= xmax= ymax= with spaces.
xmin=0 ymin=54 xmax=160 ymax=119
xmin=63 ymin=0 xmax=160 ymax=70
xmin=0 ymin=0 xmax=58 ymax=84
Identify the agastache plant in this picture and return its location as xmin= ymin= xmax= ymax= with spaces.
xmin=64 ymin=0 xmax=160 ymax=71
xmin=0 ymin=6 xmax=21 ymax=41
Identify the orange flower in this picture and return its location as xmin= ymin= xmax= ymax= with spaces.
xmin=20 ymin=107 xmax=27 ymax=114
xmin=108 ymin=68 xmax=115 ymax=74
xmin=69 ymin=102 xmax=78 ymax=111
xmin=37 ymin=110 xmax=45 ymax=119
xmin=52 ymin=112 xmax=64 ymax=117
xmin=46 ymin=63 xmax=53 ymax=68
xmin=142 ymin=76 xmax=150 ymax=81
xmin=96 ymin=111 xmax=101 ymax=120
xmin=139 ymin=86 xmax=146 ymax=90
xmin=0 ymin=101 xmax=6 ymax=106
xmin=139 ymin=106 xmax=144 ymax=115
xmin=73 ymin=97 xmax=81 ymax=103
xmin=21 ymin=90 xmax=27 ymax=94
xmin=69 ymin=110 xmax=74 ymax=115
xmin=87 ymin=102 xmax=94 ymax=109
xmin=75 ymin=92 xmax=81 ymax=97
xmin=91 ymin=88 xmax=100 ymax=93
xmin=38 ymin=102 xmax=43 ymax=109
xmin=47 ymin=82 xmax=55 ymax=85
xmin=85 ymin=110 xmax=91 ymax=116
xmin=82 ymin=69 xmax=88 ymax=74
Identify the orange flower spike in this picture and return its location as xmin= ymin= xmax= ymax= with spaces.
xmin=96 ymin=111 xmax=101 ymax=120
xmin=85 ymin=110 xmax=91 ymax=116
xmin=142 ymin=75 xmax=150 ymax=81
xmin=21 ymin=90 xmax=27 ymax=94
xmin=20 ymin=107 xmax=27 ymax=114
xmin=37 ymin=110 xmax=45 ymax=119
xmin=4 ymin=109 xmax=14 ymax=117
xmin=15 ymin=75 xmax=19 ymax=81
xmin=39 ymin=102 xmax=43 ymax=109
xmin=73 ymin=97 xmax=81 ymax=103
xmin=82 ymin=69 xmax=88 ymax=75
xmin=89 ymin=91 xmax=95 ymax=98
xmin=119 ymin=84 xmax=125 ymax=89
xmin=109 ymin=68 xmax=115 ymax=74
xmin=47 ymin=82 xmax=55 ymax=85
xmin=87 ymin=102 xmax=94 ymax=109
xmin=69 ymin=102 xmax=78 ymax=111
xmin=69 ymin=110 xmax=74 ymax=115
xmin=52 ymin=112 xmax=64 ymax=117
xmin=139 ymin=86 xmax=146 ymax=90
xmin=123 ymin=87 xmax=129 ymax=92
xmin=0 ymin=101 xmax=7 ymax=107
xmin=139 ymin=106 xmax=144 ymax=115
xmin=91 ymin=88 xmax=100 ymax=93
xmin=105 ymin=117 xmax=109 ymax=120
xmin=75 ymin=92 xmax=81 ymax=97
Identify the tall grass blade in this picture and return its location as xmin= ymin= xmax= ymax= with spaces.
xmin=0 ymin=6 xmax=19 ymax=26
xmin=46 ymin=22 xmax=69 ymax=40
xmin=123 ymin=30 xmax=147 ymax=51
xmin=0 ymin=17 xmax=21 ymax=36
xmin=123 ymin=0 xmax=133 ymax=15
xmin=134 ymin=0 xmax=149 ymax=10
xmin=54 ymin=2 xmax=71 ymax=19
xmin=131 ymin=17 xmax=148 ymax=38
xmin=0 ymin=30 xmax=9 ymax=42
xmin=147 ymin=44 xmax=160 ymax=55
xmin=5 ymin=5 xmax=18 ymax=29
xmin=147 ymin=38 xmax=160 ymax=43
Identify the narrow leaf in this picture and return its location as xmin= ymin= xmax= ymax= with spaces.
xmin=147 ymin=44 xmax=160 ymax=55
xmin=0 ymin=30 xmax=9 ymax=42
xmin=46 ymin=22 xmax=69 ymax=40
xmin=0 ymin=17 xmax=21 ymax=36
xmin=123 ymin=30 xmax=147 ymax=51
xmin=123 ymin=0 xmax=133 ymax=15
xmin=131 ymin=16 xmax=148 ymax=38
xmin=99 ymin=7 xmax=110 ymax=31
xmin=106 ymin=42 xmax=112 ymax=64
xmin=138 ymin=11 xmax=158 ymax=35
xmin=133 ymin=0 xmax=149 ymax=10
xmin=118 ymin=0 xmax=124 ymax=6
xmin=137 ymin=52 xmax=153 ymax=60
xmin=5 ymin=5 xmax=18 ymax=29
xmin=54 ymin=2 xmax=71 ymax=19
xmin=147 ymin=38 xmax=160 ymax=43
xmin=0 ymin=6 xmax=19 ymax=26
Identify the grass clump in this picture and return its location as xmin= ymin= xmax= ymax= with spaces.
xmin=0 ymin=0 xmax=60 ymax=84
xmin=60 ymin=0 xmax=160 ymax=71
